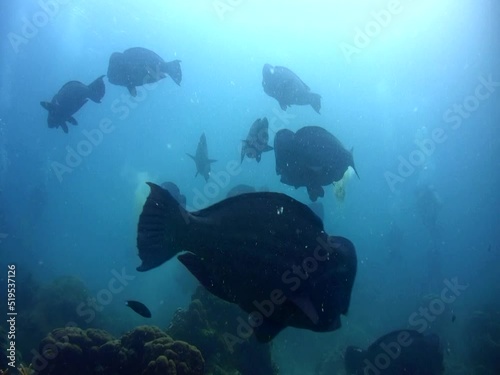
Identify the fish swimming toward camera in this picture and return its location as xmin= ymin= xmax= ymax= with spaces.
xmin=40 ymin=75 xmax=105 ymax=133
xmin=136 ymin=182 xmax=357 ymax=342
xmin=344 ymin=330 xmax=444 ymax=375
xmin=125 ymin=300 xmax=152 ymax=318
xmin=262 ymin=64 xmax=321 ymax=114
xmin=274 ymin=126 xmax=359 ymax=201
xmin=241 ymin=117 xmax=273 ymax=163
xmin=187 ymin=133 xmax=217 ymax=182
xmin=107 ymin=47 xmax=182 ymax=96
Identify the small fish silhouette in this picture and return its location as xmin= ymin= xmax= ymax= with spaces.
xmin=126 ymin=300 xmax=152 ymax=318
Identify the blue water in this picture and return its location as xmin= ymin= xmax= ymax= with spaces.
xmin=0 ymin=1 xmax=498 ymax=374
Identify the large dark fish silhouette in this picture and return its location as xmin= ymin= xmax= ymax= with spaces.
xmin=274 ymin=126 xmax=359 ymax=201
xmin=262 ymin=64 xmax=321 ymax=113
xmin=344 ymin=330 xmax=444 ymax=375
xmin=136 ymin=182 xmax=357 ymax=342
xmin=107 ymin=47 xmax=182 ymax=96
xmin=187 ymin=133 xmax=216 ymax=182
xmin=241 ymin=117 xmax=273 ymax=163
xmin=40 ymin=75 xmax=105 ymax=133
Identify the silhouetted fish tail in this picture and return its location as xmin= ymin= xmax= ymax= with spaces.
xmin=136 ymin=182 xmax=189 ymax=272
xmin=162 ymin=60 xmax=182 ymax=86
xmin=87 ymin=75 xmax=106 ymax=103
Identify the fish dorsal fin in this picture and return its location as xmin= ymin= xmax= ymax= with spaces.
xmin=61 ymin=81 xmax=83 ymax=89
xmin=191 ymin=192 xmax=324 ymax=234
xmin=276 ymin=66 xmax=310 ymax=90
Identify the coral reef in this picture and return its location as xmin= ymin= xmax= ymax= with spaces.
xmin=16 ymin=274 xmax=114 ymax=361
xmin=31 ymin=325 xmax=204 ymax=375
xmin=167 ymin=286 xmax=278 ymax=375
xmin=26 ymin=285 xmax=277 ymax=375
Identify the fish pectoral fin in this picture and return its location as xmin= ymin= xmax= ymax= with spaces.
xmin=127 ymin=85 xmax=137 ymax=97
xmin=253 ymin=318 xmax=286 ymax=343
xmin=290 ymin=295 xmax=319 ymax=324
xmin=263 ymin=145 xmax=273 ymax=152
xmin=186 ymin=153 xmax=195 ymax=160
xmin=61 ymin=123 xmax=69 ymax=133
xmin=68 ymin=117 xmax=78 ymax=125
xmin=279 ymin=101 xmax=287 ymax=111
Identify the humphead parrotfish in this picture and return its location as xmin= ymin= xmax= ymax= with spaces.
xmin=136 ymin=182 xmax=357 ymax=342
xmin=107 ymin=47 xmax=182 ymax=96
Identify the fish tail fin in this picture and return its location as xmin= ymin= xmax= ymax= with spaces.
xmin=349 ymin=147 xmax=360 ymax=179
xmin=162 ymin=59 xmax=182 ymax=86
xmin=309 ymin=93 xmax=321 ymax=114
xmin=87 ymin=75 xmax=106 ymax=103
xmin=136 ymin=182 xmax=190 ymax=272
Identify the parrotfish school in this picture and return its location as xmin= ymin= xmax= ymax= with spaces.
xmin=1 ymin=2 xmax=496 ymax=375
